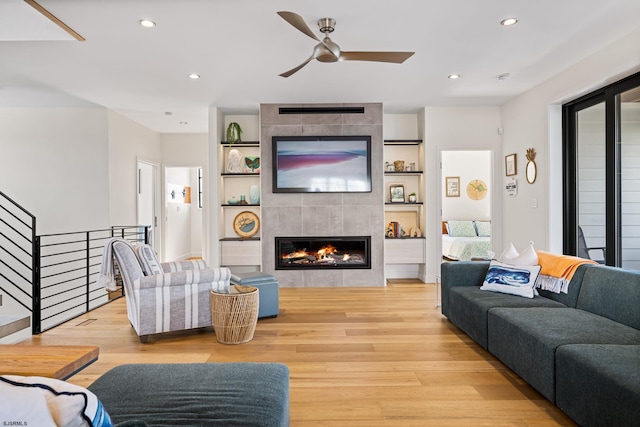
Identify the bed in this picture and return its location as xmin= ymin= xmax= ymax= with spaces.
xmin=442 ymin=220 xmax=492 ymax=261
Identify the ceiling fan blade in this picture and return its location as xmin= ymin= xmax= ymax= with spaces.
xmin=279 ymin=55 xmax=314 ymax=78
xmin=339 ymin=51 xmax=415 ymax=63
xmin=277 ymin=11 xmax=320 ymax=42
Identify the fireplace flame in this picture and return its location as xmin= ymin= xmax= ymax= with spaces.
xmin=316 ymin=244 xmax=337 ymax=259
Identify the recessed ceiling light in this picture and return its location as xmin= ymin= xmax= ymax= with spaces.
xmin=139 ymin=19 xmax=156 ymax=28
xmin=448 ymin=74 xmax=461 ymax=80
xmin=500 ymin=17 xmax=518 ymax=26
xmin=188 ymin=73 xmax=200 ymax=80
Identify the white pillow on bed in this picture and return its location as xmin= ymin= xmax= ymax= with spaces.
xmin=447 ymin=220 xmax=477 ymax=237
xmin=480 ymin=260 xmax=541 ymax=298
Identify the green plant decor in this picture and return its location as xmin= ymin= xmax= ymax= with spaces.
xmin=226 ymin=122 xmax=242 ymax=144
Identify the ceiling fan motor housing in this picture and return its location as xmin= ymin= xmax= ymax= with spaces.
xmin=318 ymin=18 xmax=335 ymax=33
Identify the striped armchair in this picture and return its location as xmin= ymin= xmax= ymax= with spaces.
xmin=111 ymin=240 xmax=230 ymax=342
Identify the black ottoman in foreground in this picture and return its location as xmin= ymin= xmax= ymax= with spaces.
xmin=88 ymin=363 xmax=290 ymax=426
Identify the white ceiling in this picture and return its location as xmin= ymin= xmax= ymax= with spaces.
xmin=1 ymin=0 xmax=639 ymax=133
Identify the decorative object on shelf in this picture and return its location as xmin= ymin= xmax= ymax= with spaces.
xmin=408 ymin=226 xmax=422 ymax=237
xmin=244 ymin=156 xmax=260 ymax=173
xmin=505 ymin=153 xmax=517 ymax=176
xmin=238 ymin=195 xmax=248 ymax=205
xmin=389 ymin=184 xmax=405 ymax=203
xmin=226 ymin=149 xmax=244 ymax=173
xmin=228 ymin=196 xmax=239 ymax=205
xmin=525 ymin=148 xmax=537 ymax=184
xmin=226 ymin=122 xmax=242 ymax=144
xmin=466 ymin=179 xmax=488 ymax=200
xmin=249 ymin=185 xmax=260 ymax=205
xmin=233 ymin=211 xmax=260 ymax=238
xmin=393 ymin=160 xmax=405 ymax=172
xmin=445 ymin=176 xmax=460 ymax=197
xmin=386 ymin=221 xmax=406 ymax=238
xmin=405 ymin=162 xmax=415 ymax=172
xmin=408 ymin=192 xmax=417 ymax=203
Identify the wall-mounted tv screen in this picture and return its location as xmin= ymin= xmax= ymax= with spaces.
xmin=272 ymin=135 xmax=372 ymax=193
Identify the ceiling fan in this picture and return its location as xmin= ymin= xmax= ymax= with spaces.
xmin=277 ymin=11 xmax=415 ymax=78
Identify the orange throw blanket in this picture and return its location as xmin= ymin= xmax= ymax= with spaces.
xmin=536 ymin=250 xmax=598 ymax=293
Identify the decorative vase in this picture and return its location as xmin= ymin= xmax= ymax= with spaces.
xmin=239 ymin=195 xmax=248 ymax=205
xmin=249 ymin=185 xmax=260 ymax=205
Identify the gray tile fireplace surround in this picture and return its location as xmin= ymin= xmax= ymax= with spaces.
xmin=260 ymin=103 xmax=385 ymax=287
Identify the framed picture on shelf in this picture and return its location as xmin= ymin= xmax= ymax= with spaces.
xmin=445 ymin=177 xmax=460 ymax=197
xmin=505 ymin=153 xmax=517 ymax=176
xmin=389 ymin=184 xmax=405 ymax=203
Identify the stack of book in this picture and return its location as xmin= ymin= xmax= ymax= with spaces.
xmin=387 ymin=221 xmax=403 ymax=238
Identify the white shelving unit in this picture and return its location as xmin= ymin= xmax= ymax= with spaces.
xmin=218 ymin=116 xmax=261 ymax=271
xmin=383 ymin=139 xmax=426 ymax=275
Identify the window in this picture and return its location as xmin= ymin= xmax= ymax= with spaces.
xmin=563 ymin=71 xmax=640 ymax=269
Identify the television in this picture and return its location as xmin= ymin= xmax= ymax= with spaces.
xmin=272 ymin=135 xmax=372 ymax=193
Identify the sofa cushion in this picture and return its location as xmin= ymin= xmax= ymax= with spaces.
xmin=480 ymin=260 xmax=541 ymax=298
xmin=576 ymin=266 xmax=640 ymax=330
xmin=88 ymin=363 xmax=290 ymax=426
xmin=448 ymin=287 xmax=565 ymax=349
xmin=440 ymin=261 xmax=490 ymax=318
xmin=134 ymin=244 xmax=163 ymax=276
xmin=487 ymin=307 xmax=640 ymax=402
xmin=556 ymin=344 xmax=640 ymax=427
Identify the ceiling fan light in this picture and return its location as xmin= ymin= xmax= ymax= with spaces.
xmin=500 ymin=17 xmax=518 ymax=26
xmin=139 ymin=19 xmax=156 ymax=28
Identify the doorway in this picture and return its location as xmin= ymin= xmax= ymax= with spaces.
xmin=164 ymin=166 xmax=204 ymax=262
xmin=440 ymin=150 xmax=493 ymax=261
xmin=137 ymin=161 xmax=159 ymax=253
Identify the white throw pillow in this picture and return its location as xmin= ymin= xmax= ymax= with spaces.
xmin=447 ymin=220 xmax=477 ymax=237
xmin=0 ymin=375 xmax=112 ymax=427
xmin=496 ymin=242 xmax=539 ymax=266
xmin=480 ymin=260 xmax=541 ymax=298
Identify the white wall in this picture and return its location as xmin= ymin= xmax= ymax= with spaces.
xmin=107 ymin=111 xmax=161 ymax=226
xmin=0 ymin=107 xmax=110 ymax=233
xmin=501 ymin=26 xmax=640 ymax=252
xmin=441 ymin=151 xmax=492 ymax=221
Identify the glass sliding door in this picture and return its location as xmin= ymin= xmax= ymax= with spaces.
xmin=620 ymin=87 xmax=640 ymax=270
xmin=564 ymin=71 xmax=640 ymax=268
xmin=576 ymin=102 xmax=606 ymax=263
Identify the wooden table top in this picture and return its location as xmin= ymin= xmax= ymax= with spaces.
xmin=0 ymin=345 xmax=99 ymax=380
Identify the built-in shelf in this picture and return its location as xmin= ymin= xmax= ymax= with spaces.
xmin=221 ymin=204 xmax=260 ymax=207
xmin=384 ymin=171 xmax=424 ymax=175
xmin=385 ymin=202 xmax=424 ymax=206
xmin=383 ymin=139 xmax=423 ymax=145
xmin=221 ymin=173 xmax=260 ymax=177
xmin=220 ymin=237 xmax=261 ymax=242
xmin=221 ymin=141 xmax=260 ymax=146
xmin=385 ymin=236 xmax=425 ymax=240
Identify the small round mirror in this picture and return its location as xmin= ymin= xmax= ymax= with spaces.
xmin=526 ymin=160 xmax=537 ymax=184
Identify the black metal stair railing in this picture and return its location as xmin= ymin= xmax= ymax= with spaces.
xmin=1 ymin=190 xmax=149 ymax=334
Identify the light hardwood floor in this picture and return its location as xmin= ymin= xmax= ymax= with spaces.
xmin=21 ymin=280 xmax=576 ymax=426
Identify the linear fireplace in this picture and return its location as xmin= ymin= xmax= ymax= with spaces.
xmin=275 ymin=236 xmax=371 ymax=270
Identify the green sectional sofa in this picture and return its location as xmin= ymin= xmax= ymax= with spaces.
xmin=441 ymin=261 xmax=640 ymax=426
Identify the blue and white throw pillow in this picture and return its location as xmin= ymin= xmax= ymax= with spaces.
xmin=0 ymin=375 xmax=112 ymax=427
xmin=447 ymin=220 xmax=477 ymax=237
xmin=480 ymin=260 xmax=541 ymax=298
